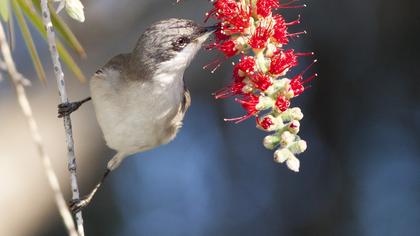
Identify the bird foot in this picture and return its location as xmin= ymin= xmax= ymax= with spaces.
xmin=69 ymin=197 xmax=91 ymax=213
xmin=57 ymin=97 xmax=91 ymax=118
xmin=58 ymin=102 xmax=83 ymax=118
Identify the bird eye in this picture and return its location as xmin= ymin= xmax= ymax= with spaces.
xmin=172 ymin=36 xmax=190 ymax=50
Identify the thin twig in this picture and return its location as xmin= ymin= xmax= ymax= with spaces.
xmin=40 ymin=1 xmax=85 ymax=235
xmin=0 ymin=22 xmax=78 ymax=236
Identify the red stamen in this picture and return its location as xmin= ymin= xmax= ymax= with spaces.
xmin=285 ymin=15 xmax=301 ymax=26
xmin=289 ymin=60 xmax=318 ymax=96
xmin=257 ymin=116 xmax=274 ymax=130
xmin=252 ymin=73 xmax=272 ymax=91
xmin=256 ymin=0 xmax=280 ymax=17
xmin=275 ymin=96 xmax=291 ymax=112
xmin=249 ymin=23 xmax=273 ymax=49
xmin=224 ymin=94 xmax=260 ymax=123
xmin=269 ymin=49 xmax=298 ymax=75
xmin=286 ymin=30 xmax=307 ymax=39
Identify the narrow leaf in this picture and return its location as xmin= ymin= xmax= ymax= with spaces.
xmin=0 ymin=0 xmax=9 ymax=22
xmin=12 ymin=0 xmax=47 ymax=83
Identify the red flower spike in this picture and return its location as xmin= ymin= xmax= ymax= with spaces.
xmin=275 ymin=96 xmax=291 ymax=112
xmin=217 ymin=40 xmax=238 ymax=57
xmin=269 ymin=49 xmax=298 ymax=75
xmin=207 ymin=0 xmax=316 ymax=169
xmin=257 ymin=116 xmax=274 ymax=130
xmin=252 ymin=73 xmax=272 ymax=91
xmin=256 ymin=0 xmax=280 ymax=17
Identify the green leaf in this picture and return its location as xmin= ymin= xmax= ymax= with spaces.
xmin=12 ymin=0 xmax=46 ymax=83
xmin=0 ymin=0 xmax=9 ymax=22
xmin=17 ymin=0 xmax=86 ymax=82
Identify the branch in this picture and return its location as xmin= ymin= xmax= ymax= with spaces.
xmin=0 ymin=23 xmax=78 ymax=236
xmin=40 ymin=1 xmax=85 ymax=235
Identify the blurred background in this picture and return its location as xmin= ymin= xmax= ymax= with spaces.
xmin=1 ymin=0 xmax=419 ymax=235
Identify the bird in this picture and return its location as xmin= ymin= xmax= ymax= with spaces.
xmin=57 ymin=18 xmax=216 ymax=212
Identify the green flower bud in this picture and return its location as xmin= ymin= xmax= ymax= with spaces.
xmin=263 ymin=134 xmax=280 ymax=149
xmin=289 ymin=140 xmax=307 ymax=154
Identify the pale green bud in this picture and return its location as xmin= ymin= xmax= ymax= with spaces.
xmin=274 ymin=148 xmax=301 ymax=172
xmin=263 ymin=135 xmax=280 ymax=149
xmin=265 ymin=43 xmax=277 ymax=57
xmin=279 ymin=131 xmax=295 ymax=147
xmin=280 ymin=107 xmax=303 ymax=122
xmin=289 ymin=140 xmax=307 ymax=154
xmin=286 ymin=155 xmax=300 ymax=172
xmin=288 ymin=120 xmax=300 ymax=134
xmin=256 ymin=96 xmax=274 ymax=111
xmin=265 ymin=79 xmax=288 ymax=96
xmin=274 ymin=148 xmax=293 ymax=163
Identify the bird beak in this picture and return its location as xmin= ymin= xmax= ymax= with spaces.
xmin=195 ymin=24 xmax=219 ymax=38
xmin=203 ymin=25 xmax=218 ymax=33
xmin=194 ymin=25 xmax=219 ymax=44
xmin=193 ymin=24 xmax=219 ymax=43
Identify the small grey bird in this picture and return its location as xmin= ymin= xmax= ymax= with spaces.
xmin=58 ymin=18 xmax=216 ymax=212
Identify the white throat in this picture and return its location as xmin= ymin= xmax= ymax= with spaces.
xmin=154 ymin=31 xmax=212 ymax=83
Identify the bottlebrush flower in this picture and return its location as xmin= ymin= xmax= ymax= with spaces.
xmin=207 ymin=0 xmax=316 ymax=172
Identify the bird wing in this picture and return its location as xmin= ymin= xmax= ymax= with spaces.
xmin=181 ymin=86 xmax=191 ymax=114
xmin=94 ymin=53 xmax=131 ymax=77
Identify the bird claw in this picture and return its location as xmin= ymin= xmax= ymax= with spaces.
xmin=57 ymin=102 xmax=82 ymax=118
xmin=69 ymin=197 xmax=89 ymax=213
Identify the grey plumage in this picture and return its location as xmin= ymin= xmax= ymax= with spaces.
xmin=129 ymin=18 xmax=208 ymax=78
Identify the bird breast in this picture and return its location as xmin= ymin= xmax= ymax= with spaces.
xmin=90 ymin=68 xmax=185 ymax=154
